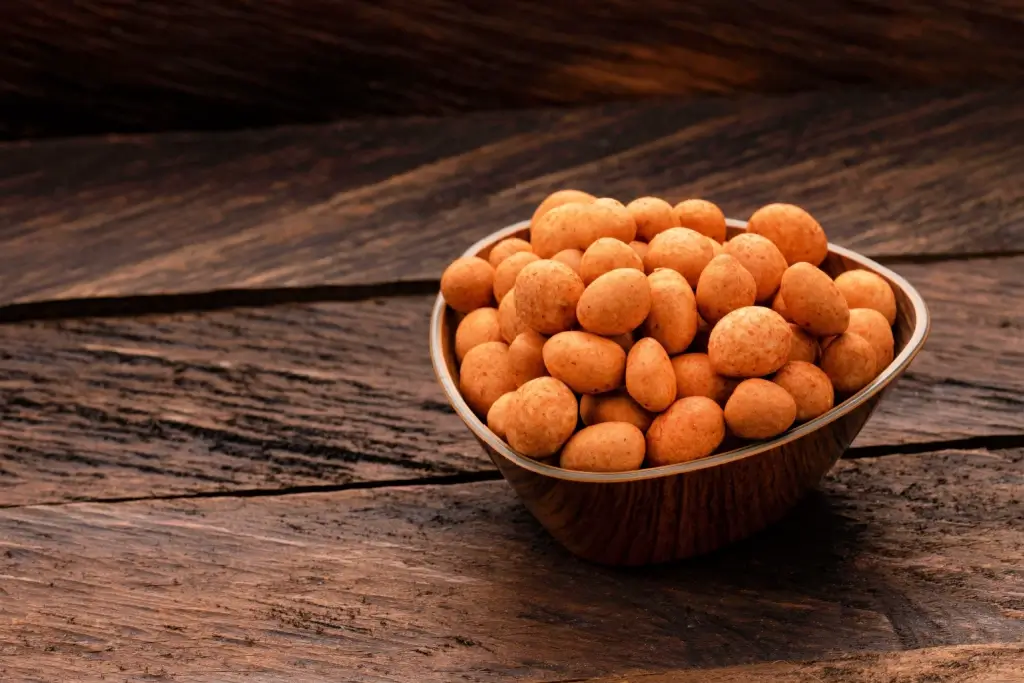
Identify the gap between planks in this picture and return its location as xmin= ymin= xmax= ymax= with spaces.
xmin=0 ymin=249 xmax=1019 ymax=324
xmin=0 ymin=279 xmax=441 ymax=323
xmin=5 ymin=434 xmax=1023 ymax=510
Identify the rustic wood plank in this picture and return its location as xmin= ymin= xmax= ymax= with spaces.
xmin=0 ymin=297 xmax=482 ymax=505
xmin=584 ymin=645 xmax=1024 ymax=683
xmin=865 ymin=256 xmax=1024 ymax=445
xmin=0 ymin=448 xmax=1020 ymax=681
xmin=2 ymin=90 xmax=1023 ymax=306
xmin=4 ymin=2 xmax=1024 ymax=137
xmin=0 ymin=256 xmax=1021 ymax=506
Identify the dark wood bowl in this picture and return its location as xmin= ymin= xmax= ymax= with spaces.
xmin=430 ymin=219 xmax=930 ymax=565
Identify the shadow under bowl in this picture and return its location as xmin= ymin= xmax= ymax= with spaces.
xmin=430 ymin=219 xmax=930 ymax=566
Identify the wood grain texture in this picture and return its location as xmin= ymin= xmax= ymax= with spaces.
xmin=0 ymin=449 xmax=1020 ymax=681
xmin=585 ymin=645 xmax=1024 ymax=683
xmin=868 ymin=256 xmax=1024 ymax=445
xmin=0 ymin=297 xmax=481 ymax=506
xmin=2 ymin=89 xmax=1024 ymax=306
xmin=3 ymin=2 xmax=1024 ymax=137
xmin=1 ymin=256 xmax=1020 ymax=506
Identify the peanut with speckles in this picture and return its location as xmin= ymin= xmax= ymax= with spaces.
xmin=441 ymin=192 xmax=900 ymax=472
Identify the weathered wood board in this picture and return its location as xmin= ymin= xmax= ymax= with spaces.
xmin=1 ymin=449 xmax=1021 ymax=681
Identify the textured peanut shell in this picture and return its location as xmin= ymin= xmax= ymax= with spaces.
xmin=747 ymin=203 xmax=828 ymax=266
xmin=847 ymin=308 xmax=895 ymax=374
xmin=670 ymin=353 xmax=738 ymax=405
xmin=674 ymin=199 xmax=727 ymax=243
xmin=820 ymin=332 xmax=878 ymax=394
xmin=455 ymin=307 xmax=502 ymax=362
xmin=508 ymin=330 xmax=549 ymax=387
xmin=723 ymin=232 xmax=788 ymax=302
xmin=724 ymin=378 xmax=797 ymax=439
xmin=487 ymin=237 xmax=533 ymax=268
xmin=577 ymin=268 xmax=652 ymax=336
xmin=551 ymin=248 xmax=583 ymax=275
xmin=577 ymin=199 xmax=638 ymax=249
xmin=644 ymin=227 xmax=714 ymax=287
xmin=506 ymin=377 xmax=578 ymax=458
xmin=530 ymin=189 xmax=596 ymax=225
xmin=580 ymin=237 xmax=644 ymax=285
xmin=708 ymin=306 xmax=792 ymax=378
xmin=646 ymin=397 xmax=725 ymax=466
xmin=628 ymin=196 xmax=680 ymax=242
xmin=772 ymin=361 xmax=834 ymax=422
xmin=498 ymin=288 xmax=529 ymax=343
xmin=514 ymin=259 xmax=585 ymax=334
xmin=441 ymin=257 xmax=495 ymax=313
xmin=779 ymin=263 xmax=850 ymax=336
xmin=787 ymin=323 xmax=820 ymax=363
xmin=542 ymin=331 xmax=627 ymax=394
xmin=696 ymin=254 xmax=757 ymax=324
xmin=531 ymin=203 xmax=591 ymax=258
xmin=642 ymin=268 xmax=698 ymax=354
xmin=493 ymin=251 xmax=540 ymax=302
xmin=559 ymin=422 xmax=646 ymax=473
xmin=625 ymin=338 xmax=677 ymax=412
xmin=835 ymin=270 xmax=898 ymax=326
xmin=579 ymin=392 xmax=653 ymax=432
xmin=486 ymin=392 xmax=516 ymax=439
xmin=459 ymin=341 xmax=517 ymax=417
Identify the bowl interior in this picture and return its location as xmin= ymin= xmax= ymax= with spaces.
xmin=431 ymin=219 xmax=930 ymax=483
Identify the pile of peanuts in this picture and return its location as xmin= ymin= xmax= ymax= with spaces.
xmin=440 ymin=190 xmax=897 ymax=473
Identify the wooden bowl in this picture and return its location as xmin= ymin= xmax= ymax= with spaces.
xmin=430 ymin=219 xmax=930 ymax=565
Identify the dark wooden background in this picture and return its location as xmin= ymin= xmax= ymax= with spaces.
xmin=3 ymin=2 xmax=1024 ymax=676
xmin=0 ymin=88 xmax=1023 ymax=679
xmin=4 ymin=0 xmax=1024 ymax=138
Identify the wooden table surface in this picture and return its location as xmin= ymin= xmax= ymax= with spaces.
xmin=0 ymin=88 xmax=1022 ymax=682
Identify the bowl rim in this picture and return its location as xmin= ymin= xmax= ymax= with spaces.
xmin=430 ymin=218 xmax=931 ymax=483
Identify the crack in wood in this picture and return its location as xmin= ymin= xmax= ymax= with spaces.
xmin=0 ymin=280 xmax=442 ymax=324
xmin=845 ymin=433 xmax=1024 ymax=459
xmin=0 ymin=244 xmax=1021 ymax=324
xmin=874 ymin=248 xmax=1024 ymax=265
xmin=4 ymin=433 xmax=1021 ymax=509
xmin=0 ymin=470 xmax=504 ymax=509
